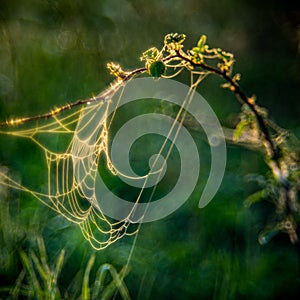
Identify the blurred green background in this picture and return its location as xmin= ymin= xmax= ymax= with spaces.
xmin=0 ymin=0 xmax=299 ymax=299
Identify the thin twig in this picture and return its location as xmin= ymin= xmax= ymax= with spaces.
xmin=0 ymin=53 xmax=181 ymax=128
xmin=0 ymin=67 xmax=147 ymax=127
xmin=174 ymin=50 xmax=278 ymax=161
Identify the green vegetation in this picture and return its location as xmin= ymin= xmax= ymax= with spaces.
xmin=0 ymin=0 xmax=299 ymax=299
xmin=0 ymin=235 xmax=130 ymax=299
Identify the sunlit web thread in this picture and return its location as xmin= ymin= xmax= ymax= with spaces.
xmin=0 ymin=51 xmax=210 ymax=249
xmin=0 ymin=85 xmax=137 ymax=249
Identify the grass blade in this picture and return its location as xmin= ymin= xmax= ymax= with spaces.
xmin=82 ymin=254 xmax=95 ymax=300
xmin=50 ymin=249 xmax=65 ymax=300
xmin=99 ymin=264 xmax=130 ymax=300
xmin=19 ymin=250 xmax=43 ymax=298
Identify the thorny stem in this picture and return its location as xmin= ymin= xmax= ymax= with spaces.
xmin=174 ymin=49 xmax=299 ymax=248
xmin=175 ymin=49 xmax=278 ymax=161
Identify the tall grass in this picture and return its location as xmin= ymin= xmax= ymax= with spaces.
xmin=1 ymin=236 xmax=130 ymax=299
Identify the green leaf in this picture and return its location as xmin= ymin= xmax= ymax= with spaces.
xmin=165 ymin=33 xmax=186 ymax=45
xmin=234 ymin=119 xmax=248 ymax=141
xmin=216 ymin=49 xmax=233 ymax=61
xmin=191 ymin=47 xmax=201 ymax=54
xmin=140 ymin=47 xmax=159 ymax=61
xmin=197 ymin=35 xmax=207 ymax=52
xmin=149 ymin=61 xmax=165 ymax=78
xmin=244 ymin=189 xmax=267 ymax=207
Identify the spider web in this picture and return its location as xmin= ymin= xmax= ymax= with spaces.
xmin=0 ymin=73 xmax=206 ymax=250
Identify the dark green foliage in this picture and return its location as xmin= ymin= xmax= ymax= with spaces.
xmin=149 ymin=61 xmax=165 ymax=78
xmin=0 ymin=0 xmax=299 ymax=299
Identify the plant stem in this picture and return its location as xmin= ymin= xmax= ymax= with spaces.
xmin=173 ymin=49 xmax=300 ymax=248
xmin=174 ymin=50 xmax=279 ymax=161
